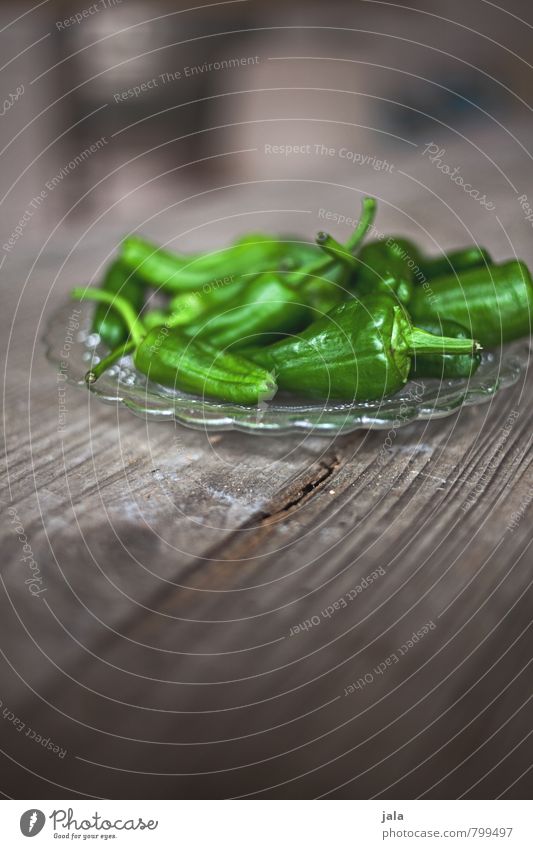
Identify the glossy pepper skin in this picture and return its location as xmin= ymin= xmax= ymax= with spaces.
xmin=355 ymin=240 xmax=414 ymax=303
xmin=71 ymin=288 xmax=276 ymax=405
xmin=143 ymin=276 xmax=247 ymax=332
xmin=377 ymin=238 xmax=492 ymax=282
xmin=409 ymin=319 xmax=481 ymax=380
xmin=92 ymin=260 xmax=145 ymax=348
xmin=245 ymin=295 xmax=479 ymax=401
xmin=420 ymin=246 xmax=492 ymax=279
xmin=121 ymin=234 xmax=293 ymax=294
xmin=387 ymin=237 xmax=422 ymax=264
xmin=186 ymin=274 xmax=312 ymax=349
xmin=185 ymin=197 xmax=378 ymax=349
xmin=134 ymin=329 xmax=276 ymax=404
xmin=408 ymin=260 xmax=533 ymax=347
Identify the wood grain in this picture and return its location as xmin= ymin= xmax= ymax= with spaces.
xmin=2 ymin=129 xmax=533 ymax=800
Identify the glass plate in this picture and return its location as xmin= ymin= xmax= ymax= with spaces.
xmin=44 ymin=301 xmax=529 ymax=435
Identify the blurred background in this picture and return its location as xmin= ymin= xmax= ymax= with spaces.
xmin=1 ymin=0 xmax=532 ymax=261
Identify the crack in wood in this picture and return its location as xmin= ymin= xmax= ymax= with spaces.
xmin=39 ymin=454 xmax=346 ymax=654
xmin=249 ymin=454 xmax=342 ymax=527
xmin=194 ymin=454 xmax=343 ymax=564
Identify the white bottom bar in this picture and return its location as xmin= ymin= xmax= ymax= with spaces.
xmin=1 ymin=799 xmax=531 ymax=848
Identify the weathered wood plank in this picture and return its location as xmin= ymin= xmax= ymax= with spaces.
xmin=2 ymin=364 xmax=531 ymax=797
xmin=2 ymin=124 xmax=533 ymax=799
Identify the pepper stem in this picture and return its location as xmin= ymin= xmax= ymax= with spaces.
xmin=345 ymin=196 xmax=378 ymax=252
xmin=316 ymin=232 xmax=359 ymax=269
xmin=71 ymin=287 xmax=146 ymax=347
xmin=85 ymin=340 xmax=136 ymax=385
xmin=287 ymin=196 xmax=376 ymax=285
xmin=405 ymin=326 xmax=482 ymax=356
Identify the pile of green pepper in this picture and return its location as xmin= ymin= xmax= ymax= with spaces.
xmin=71 ymin=197 xmax=532 ymax=404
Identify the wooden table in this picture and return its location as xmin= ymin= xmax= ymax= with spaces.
xmin=2 ymin=131 xmax=532 ymax=799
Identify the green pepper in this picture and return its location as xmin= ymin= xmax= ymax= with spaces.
xmin=143 ymin=309 xmax=171 ymax=331
xmin=72 ymin=288 xmax=146 ymax=348
xmin=143 ymin=283 xmax=243 ymax=332
xmin=230 ymin=232 xmax=281 ymax=252
xmin=91 ymin=260 xmax=145 ymax=348
xmin=121 ymin=199 xmax=376 ymax=299
xmin=245 ymin=294 xmax=480 ymax=401
xmin=409 ymin=319 xmax=482 ymax=380
xmin=279 ymin=239 xmax=322 ymax=267
xmin=355 ymin=240 xmax=414 ymax=304
xmin=185 ymin=198 xmax=378 ymax=348
xmin=408 ymin=260 xmax=533 ymax=347
xmin=143 ymin=292 xmax=207 ymax=333
xmin=134 ymin=330 xmax=276 ymax=404
xmin=387 ymin=237 xmax=423 ymax=265
xmin=374 ymin=238 xmax=492 ymax=283
xmin=186 ymin=274 xmax=312 ymax=349
xmin=237 ymin=234 xmax=320 ymax=269
xmin=184 ymin=273 xmax=265 ymax=327
xmin=71 ymin=288 xmax=276 ymax=405
xmin=420 ymin=246 xmax=492 ymax=279
xmin=299 ymin=277 xmax=344 ymax=316
xmin=121 ymin=234 xmax=289 ymax=294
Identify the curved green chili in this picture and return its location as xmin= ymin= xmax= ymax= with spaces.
xmin=70 ymin=287 xmax=146 ymax=347
xmin=121 ymin=234 xmax=285 ymax=294
xmin=134 ymin=330 xmax=277 ymax=404
xmin=245 ymin=294 xmax=479 ymax=401
xmin=420 ymin=246 xmax=492 ymax=279
xmin=355 ymin=240 xmax=414 ymax=304
xmin=71 ymin=286 xmax=276 ymax=403
xmin=408 ymin=260 xmax=533 ymax=347
xmin=85 ymin=339 xmax=136 ymax=385
xmin=91 ymin=260 xmax=145 ymax=348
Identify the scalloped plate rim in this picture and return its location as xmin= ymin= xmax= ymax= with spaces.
xmin=43 ymin=301 xmax=527 ymax=436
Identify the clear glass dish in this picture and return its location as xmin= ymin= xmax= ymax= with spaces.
xmin=44 ymin=301 xmax=529 ymax=435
